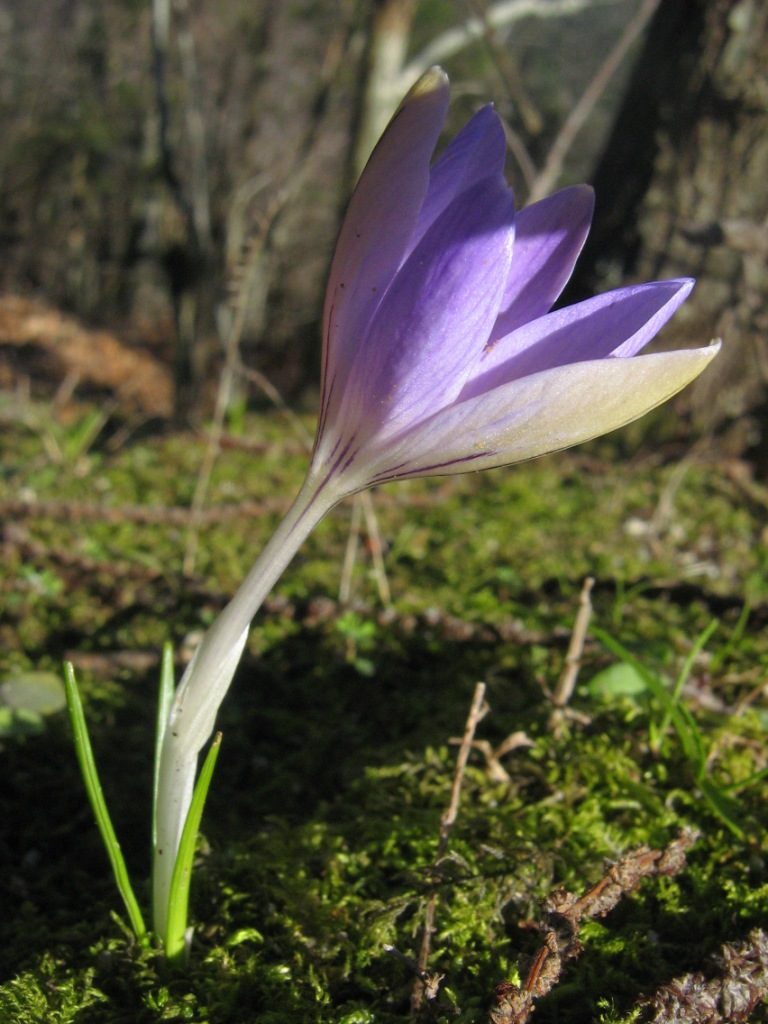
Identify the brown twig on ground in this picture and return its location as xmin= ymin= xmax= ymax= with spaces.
xmin=645 ymin=929 xmax=768 ymax=1024
xmin=0 ymin=496 xmax=292 ymax=527
xmin=548 ymin=576 xmax=594 ymax=736
xmin=456 ymin=733 xmax=534 ymax=784
xmin=490 ymin=830 xmax=698 ymax=1024
xmin=411 ymin=682 xmax=489 ymax=1013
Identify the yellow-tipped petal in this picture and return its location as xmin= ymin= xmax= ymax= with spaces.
xmin=395 ymin=66 xmax=450 ymax=112
xmin=366 ymin=343 xmax=721 ymax=481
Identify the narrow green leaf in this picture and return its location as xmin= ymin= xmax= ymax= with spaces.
xmin=63 ymin=662 xmax=148 ymax=943
xmin=592 ymin=627 xmax=708 ymax=769
xmin=699 ymin=777 xmax=744 ymax=838
xmin=164 ymin=732 xmax=223 ymax=964
xmin=723 ymin=763 xmax=768 ymax=795
xmin=659 ymin=619 xmax=718 ymax=741
xmin=710 ymin=600 xmax=750 ymax=672
xmin=153 ymin=643 xmax=175 ymax=850
xmin=591 ymin=630 xmax=745 ymax=836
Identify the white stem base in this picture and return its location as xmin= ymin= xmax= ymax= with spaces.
xmin=152 ymin=471 xmax=339 ymax=938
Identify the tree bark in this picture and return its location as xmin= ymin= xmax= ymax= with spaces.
xmin=575 ymin=0 xmax=768 ymax=452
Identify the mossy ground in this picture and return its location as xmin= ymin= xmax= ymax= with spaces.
xmin=1 ymin=407 xmax=766 ymax=1023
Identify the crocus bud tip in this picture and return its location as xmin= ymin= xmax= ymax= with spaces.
xmin=401 ymin=66 xmax=449 ymax=107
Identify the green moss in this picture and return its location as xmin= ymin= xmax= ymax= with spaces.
xmin=1 ymin=415 xmax=766 ymax=1020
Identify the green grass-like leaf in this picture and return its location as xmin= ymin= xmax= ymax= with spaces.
xmin=164 ymin=732 xmax=223 ymax=964
xmin=590 ymin=628 xmax=744 ymax=837
xmin=63 ymin=662 xmax=148 ymax=943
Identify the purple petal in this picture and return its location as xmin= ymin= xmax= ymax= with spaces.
xmin=342 ymin=174 xmax=515 ymax=439
xmin=364 ymin=344 xmax=720 ymax=482
xmin=320 ymin=68 xmax=449 ymax=430
xmin=404 ymin=105 xmax=508 ymax=258
xmin=461 ymin=279 xmax=694 ymax=401
xmin=488 ymin=185 xmax=594 ymax=344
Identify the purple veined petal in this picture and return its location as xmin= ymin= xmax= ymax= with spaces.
xmin=403 ymin=105 xmax=508 ymax=259
xmin=363 ymin=344 xmax=720 ymax=483
xmin=339 ymin=173 xmax=516 ymax=443
xmin=487 ymin=185 xmax=594 ymax=345
xmin=461 ymin=278 xmax=694 ymax=402
xmin=318 ymin=67 xmax=450 ymax=441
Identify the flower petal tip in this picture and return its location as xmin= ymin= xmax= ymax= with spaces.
xmin=401 ymin=67 xmax=450 ymax=107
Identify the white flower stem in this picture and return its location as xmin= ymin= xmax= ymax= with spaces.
xmin=152 ymin=469 xmax=339 ymax=938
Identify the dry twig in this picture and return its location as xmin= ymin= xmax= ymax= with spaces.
xmin=490 ymin=830 xmax=698 ymax=1024
xmin=645 ymin=928 xmax=768 ymax=1024
xmin=411 ymin=682 xmax=489 ymax=1012
xmin=548 ymin=576 xmax=594 ymax=735
xmin=464 ymin=732 xmax=535 ymax=784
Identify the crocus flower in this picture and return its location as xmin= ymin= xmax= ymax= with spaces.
xmin=153 ymin=67 xmax=718 ymax=936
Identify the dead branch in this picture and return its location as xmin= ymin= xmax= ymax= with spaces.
xmin=645 ymin=929 xmax=768 ymax=1024
xmin=490 ymin=830 xmax=698 ymax=1024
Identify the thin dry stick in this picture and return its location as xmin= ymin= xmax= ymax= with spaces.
xmin=237 ymin=361 xmax=314 ymax=450
xmin=462 ymin=0 xmax=543 ymax=136
xmin=501 ymin=117 xmax=539 ymax=195
xmin=360 ymin=490 xmax=393 ymax=608
xmin=548 ymin=575 xmax=594 ymax=734
xmin=339 ymin=496 xmax=363 ymax=605
xmin=528 ymin=0 xmax=661 ymax=202
xmin=411 ymin=681 xmax=488 ymax=1012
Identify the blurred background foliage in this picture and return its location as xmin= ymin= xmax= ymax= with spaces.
xmin=0 ymin=0 xmax=765 ymax=451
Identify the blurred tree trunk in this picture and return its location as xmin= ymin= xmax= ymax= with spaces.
xmin=576 ymin=0 xmax=768 ymax=455
xmin=352 ymin=0 xmax=416 ymax=175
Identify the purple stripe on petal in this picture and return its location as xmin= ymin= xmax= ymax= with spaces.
xmin=321 ymin=68 xmax=450 ymax=418
xmin=368 ymin=449 xmax=495 ymax=484
xmin=461 ymin=279 xmax=694 ymax=401
xmin=404 ymin=105 xmax=508 ymax=259
xmin=343 ymin=174 xmax=515 ymax=437
xmin=340 ymin=447 xmax=360 ymax=474
xmin=488 ymin=185 xmax=594 ymax=344
xmin=300 ymin=432 xmax=359 ymax=521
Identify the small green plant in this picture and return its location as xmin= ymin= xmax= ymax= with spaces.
xmin=335 ymin=611 xmax=378 ymax=676
xmin=590 ymin=622 xmax=749 ymax=837
xmin=64 ymin=647 xmax=222 ymax=960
